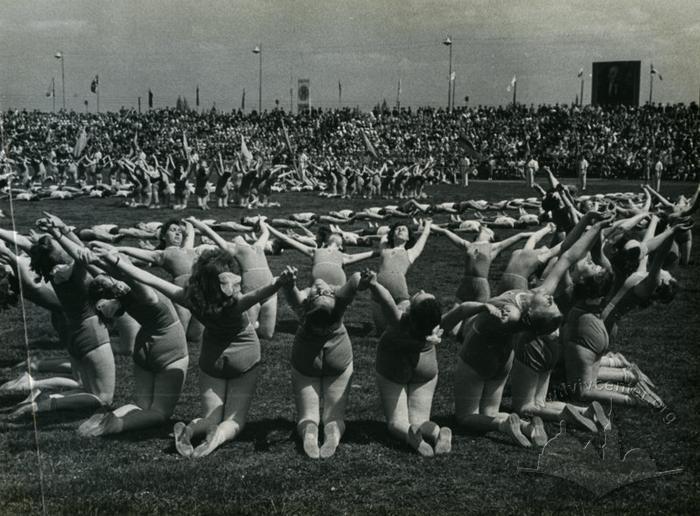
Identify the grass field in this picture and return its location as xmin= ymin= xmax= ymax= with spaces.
xmin=1 ymin=179 xmax=699 ymax=515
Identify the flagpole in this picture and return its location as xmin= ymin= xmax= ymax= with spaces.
xmin=443 ymin=36 xmax=453 ymax=112
xmin=138 ymin=96 xmax=141 ymax=114
xmin=252 ymin=45 xmax=262 ymax=113
xmin=649 ymin=65 xmax=654 ymax=104
xmin=451 ymin=75 xmax=456 ymax=111
xmin=52 ymin=78 xmax=56 ymax=112
xmin=97 ymin=85 xmax=100 ymax=113
xmin=61 ymin=55 xmax=65 ymax=110
xmin=512 ymin=79 xmax=517 ymax=107
xmin=338 ymin=82 xmax=342 ymax=108
xmin=396 ymin=79 xmax=401 ymax=110
xmin=579 ymin=78 xmax=584 ymax=106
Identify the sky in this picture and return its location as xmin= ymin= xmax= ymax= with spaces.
xmin=1 ymin=0 xmax=699 ymax=112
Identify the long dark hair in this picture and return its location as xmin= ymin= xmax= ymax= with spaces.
xmin=184 ymin=248 xmax=240 ymax=317
xmin=29 ymin=235 xmax=63 ymax=283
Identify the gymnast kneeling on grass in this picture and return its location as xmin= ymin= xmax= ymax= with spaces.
xmin=113 ymin=246 xmax=295 ymax=458
xmin=282 ymin=270 xmax=364 ymax=459
xmin=361 ymin=269 xmax=453 ymax=457
xmin=76 ymin=248 xmax=189 ymax=437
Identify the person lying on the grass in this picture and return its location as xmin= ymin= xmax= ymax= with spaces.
xmin=8 ymin=213 xmax=116 ymax=419
xmin=360 ymin=270 xmax=453 ymax=457
xmin=75 ymin=223 xmax=159 ymax=244
xmin=76 ymin=248 xmax=188 ymax=437
xmin=431 ymin=223 xmax=533 ymax=303
xmin=95 ymin=218 xmax=202 ymax=346
xmin=326 ymin=224 xmax=385 ymax=247
xmin=112 ymin=246 xmax=294 ymax=458
xmin=441 ymin=211 xmax=613 ymax=448
xmin=372 ymin=219 xmax=432 ymax=334
xmin=186 ymin=216 xmax=278 ymax=340
xmin=264 ymin=223 xmax=378 ymax=286
xmin=282 ymin=269 xmax=363 ymax=459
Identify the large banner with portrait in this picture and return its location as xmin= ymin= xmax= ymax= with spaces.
xmin=591 ymin=61 xmax=641 ymax=106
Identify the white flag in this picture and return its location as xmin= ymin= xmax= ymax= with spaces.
xmin=450 ymin=71 xmax=456 ymax=82
xmin=506 ymin=75 xmax=517 ymax=92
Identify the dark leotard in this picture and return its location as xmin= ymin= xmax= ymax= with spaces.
xmin=376 ymin=316 xmax=437 ymax=384
xmin=291 ymin=299 xmax=353 ymax=377
xmin=562 ymin=306 xmax=608 ymax=356
xmin=514 ymin=331 xmax=561 ymax=374
xmin=195 ymin=305 xmax=260 ymax=379
xmin=121 ymin=291 xmax=188 ymax=372
xmin=51 ymin=264 xmax=110 ymax=359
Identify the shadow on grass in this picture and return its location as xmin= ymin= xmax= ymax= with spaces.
xmin=274 ymin=319 xmax=300 ymax=335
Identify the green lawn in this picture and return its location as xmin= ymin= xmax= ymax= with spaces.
xmin=1 ymin=179 xmax=698 ymax=514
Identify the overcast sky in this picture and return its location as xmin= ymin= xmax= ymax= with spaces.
xmin=1 ymin=0 xmax=698 ymax=112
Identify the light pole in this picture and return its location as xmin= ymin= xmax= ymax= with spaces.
xmin=252 ymin=45 xmax=262 ymax=113
xmin=443 ymin=36 xmax=453 ymax=112
xmin=54 ymin=52 xmax=65 ymax=110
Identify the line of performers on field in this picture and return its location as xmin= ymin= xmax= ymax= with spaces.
xmin=0 ymin=180 xmax=697 ymax=458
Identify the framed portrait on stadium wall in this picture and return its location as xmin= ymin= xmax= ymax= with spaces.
xmin=591 ymin=61 xmax=641 ymax=107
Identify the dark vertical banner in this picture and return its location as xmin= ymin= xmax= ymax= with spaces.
xmin=148 ymin=89 xmax=154 ymax=109
xmin=591 ymin=61 xmax=641 ymax=106
xmin=297 ymin=79 xmax=310 ymax=112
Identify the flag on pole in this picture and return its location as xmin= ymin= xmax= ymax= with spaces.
xmin=73 ymin=127 xmax=87 ymax=158
xmin=361 ymin=129 xmax=378 ymax=159
xmin=338 ymin=81 xmax=342 ymax=97
xmin=506 ymin=75 xmax=517 ymax=92
xmin=577 ymin=68 xmax=584 ymax=78
xmin=196 ymin=85 xmax=200 ymax=107
xmin=90 ymin=75 xmax=99 ymax=93
xmin=450 ymin=71 xmax=456 ymax=82
xmin=148 ymin=89 xmax=153 ymax=108
xmin=241 ymin=135 xmax=253 ymax=165
xmin=241 ymin=89 xmax=246 ymax=111
xmin=46 ymin=79 xmax=54 ymax=98
xmin=650 ymin=64 xmax=663 ymax=81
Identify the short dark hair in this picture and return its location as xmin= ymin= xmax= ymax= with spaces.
xmin=409 ymin=297 xmax=442 ymax=337
xmin=387 ymin=222 xmax=416 ymax=249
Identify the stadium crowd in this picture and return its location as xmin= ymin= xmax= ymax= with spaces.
xmin=1 ymin=102 xmax=698 ymax=208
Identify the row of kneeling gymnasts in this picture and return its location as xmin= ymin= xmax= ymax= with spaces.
xmin=0 ymin=186 xmax=695 ymax=458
